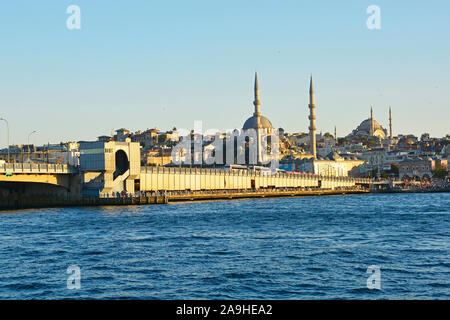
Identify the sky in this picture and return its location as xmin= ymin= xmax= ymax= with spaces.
xmin=0 ymin=0 xmax=449 ymax=147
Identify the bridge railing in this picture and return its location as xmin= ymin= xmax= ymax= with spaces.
xmin=0 ymin=163 xmax=78 ymax=174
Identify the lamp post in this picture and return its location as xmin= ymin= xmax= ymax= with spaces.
xmin=0 ymin=117 xmax=10 ymax=163
xmin=27 ymin=130 xmax=37 ymax=162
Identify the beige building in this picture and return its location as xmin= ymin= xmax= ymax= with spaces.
xmin=143 ymin=149 xmax=173 ymax=166
xmin=362 ymin=148 xmax=387 ymax=167
xmin=132 ymin=128 xmax=159 ymax=149
xmin=296 ymin=152 xmax=364 ymax=177
xmin=115 ymin=128 xmax=131 ymax=142
xmin=80 ymin=140 xmax=141 ymax=196
xmin=398 ymin=157 xmax=435 ymax=180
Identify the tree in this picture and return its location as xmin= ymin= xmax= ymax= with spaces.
xmin=433 ymin=166 xmax=449 ymax=180
xmin=367 ymin=137 xmax=378 ymax=145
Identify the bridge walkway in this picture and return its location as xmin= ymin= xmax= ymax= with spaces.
xmin=0 ymin=163 xmax=78 ymax=175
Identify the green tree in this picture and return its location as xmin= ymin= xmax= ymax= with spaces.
xmin=367 ymin=137 xmax=378 ymax=145
xmin=433 ymin=166 xmax=449 ymax=180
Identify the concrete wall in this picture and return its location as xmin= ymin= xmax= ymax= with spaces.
xmin=140 ymin=167 xmax=370 ymax=192
xmin=0 ymin=174 xmax=82 ymax=209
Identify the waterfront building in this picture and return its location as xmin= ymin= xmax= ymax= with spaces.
xmin=295 ymin=152 xmax=365 ymax=177
xmin=79 ymin=140 xmax=140 ymax=196
xmin=143 ymin=148 xmax=173 ymax=166
xmin=398 ymin=157 xmax=436 ymax=180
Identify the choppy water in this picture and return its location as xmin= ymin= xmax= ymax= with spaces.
xmin=0 ymin=193 xmax=449 ymax=299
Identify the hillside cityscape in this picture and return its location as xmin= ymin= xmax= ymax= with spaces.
xmin=1 ymin=1 xmax=450 ymax=303
xmin=1 ymin=74 xmax=449 ymax=184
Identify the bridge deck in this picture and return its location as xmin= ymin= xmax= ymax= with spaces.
xmin=0 ymin=163 xmax=77 ymax=174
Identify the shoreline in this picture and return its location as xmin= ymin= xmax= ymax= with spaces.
xmin=374 ymin=189 xmax=450 ymax=194
xmin=1 ymin=188 xmax=449 ymax=211
xmin=1 ymin=188 xmax=368 ymax=211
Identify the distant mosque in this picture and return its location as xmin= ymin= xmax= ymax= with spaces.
xmin=238 ymin=72 xmax=395 ymax=172
xmin=347 ymin=107 xmax=392 ymax=140
xmin=242 ymin=72 xmax=275 ymax=165
xmin=241 ymin=72 xmax=318 ymax=163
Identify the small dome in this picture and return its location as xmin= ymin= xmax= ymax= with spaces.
xmin=243 ymin=115 xmax=273 ymax=130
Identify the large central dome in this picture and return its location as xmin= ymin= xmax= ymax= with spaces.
xmin=243 ymin=115 xmax=273 ymax=130
xmin=346 ymin=108 xmax=387 ymax=139
xmin=357 ymin=118 xmax=384 ymax=133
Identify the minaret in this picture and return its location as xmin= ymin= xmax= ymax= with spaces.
xmin=389 ymin=106 xmax=393 ymax=140
xmin=308 ymin=75 xmax=317 ymax=159
xmin=370 ymin=106 xmax=375 ymax=136
xmin=334 ymin=126 xmax=337 ymax=144
xmin=253 ymin=72 xmax=261 ymax=117
xmin=253 ymin=72 xmax=262 ymax=164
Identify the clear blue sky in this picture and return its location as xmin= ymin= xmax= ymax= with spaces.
xmin=0 ymin=0 xmax=449 ymax=146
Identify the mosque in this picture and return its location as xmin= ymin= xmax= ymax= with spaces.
xmin=241 ymin=72 xmax=275 ymax=165
xmin=239 ymin=72 xmax=394 ymax=177
xmin=241 ymin=72 xmax=316 ymax=164
xmin=346 ymin=107 xmax=392 ymax=140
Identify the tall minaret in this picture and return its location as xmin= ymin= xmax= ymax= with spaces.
xmin=308 ymin=75 xmax=317 ymax=159
xmin=253 ymin=72 xmax=262 ymax=164
xmin=334 ymin=126 xmax=338 ymax=144
xmin=253 ymin=72 xmax=261 ymax=117
xmin=389 ymin=106 xmax=393 ymax=140
xmin=370 ymin=106 xmax=375 ymax=136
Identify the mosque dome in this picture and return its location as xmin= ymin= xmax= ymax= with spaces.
xmin=243 ymin=115 xmax=273 ymax=130
xmin=346 ymin=108 xmax=387 ymax=139
xmin=356 ymin=118 xmax=384 ymax=133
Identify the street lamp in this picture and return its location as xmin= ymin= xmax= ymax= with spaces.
xmin=0 ymin=117 xmax=10 ymax=163
xmin=28 ymin=130 xmax=37 ymax=162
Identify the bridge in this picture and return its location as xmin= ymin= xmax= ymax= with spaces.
xmin=0 ymin=163 xmax=81 ymax=209
xmin=0 ymin=163 xmax=78 ymax=174
xmin=138 ymin=166 xmax=373 ymax=193
xmin=0 ymin=163 xmax=78 ymax=188
xmin=1 ymin=160 xmax=374 ymax=210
